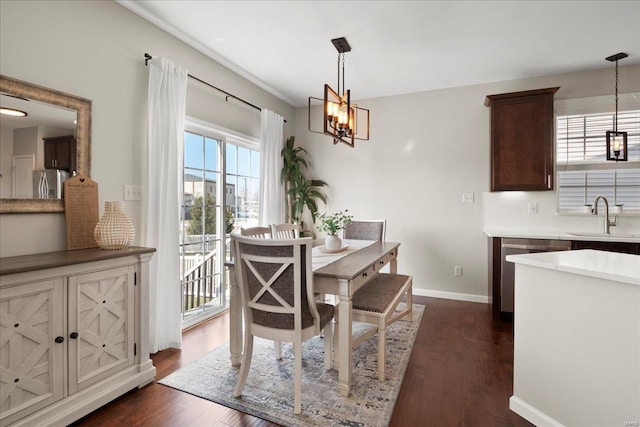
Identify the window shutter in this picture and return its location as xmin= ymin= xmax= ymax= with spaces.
xmin=556 ymin=109 xmax=640 ymax=211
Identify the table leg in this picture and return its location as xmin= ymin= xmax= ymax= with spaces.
xmin=336 ymin=293 xmax=353 ymax=397
xmin=390 ymin=252 xmax=398 ymax=274
xmin=228 ymin=265 xmax=242 ymax=366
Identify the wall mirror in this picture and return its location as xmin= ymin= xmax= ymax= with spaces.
xmin=0 ymin=75 xmax=91 ymax=213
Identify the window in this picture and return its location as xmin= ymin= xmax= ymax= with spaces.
xmin=180 ymin=119 xmax=259 ymax=327
xmin=556 ymin=104 xmax=640 ymax=213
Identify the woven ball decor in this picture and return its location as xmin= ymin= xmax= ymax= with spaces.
xmin=94 ymin=201 xmax=135 ymax=250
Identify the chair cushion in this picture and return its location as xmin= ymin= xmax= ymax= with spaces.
xmin=352 ymin=273 xmax=410 ymax=313
xmin=316 ymin=303 xmax=335 ymax=330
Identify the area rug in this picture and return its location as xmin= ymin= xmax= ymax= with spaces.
xmin=159 ymin=303 xmax=424 ymax=427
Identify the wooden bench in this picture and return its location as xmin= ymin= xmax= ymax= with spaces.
xmin=350 ymin=273 xmax=413 ymax=381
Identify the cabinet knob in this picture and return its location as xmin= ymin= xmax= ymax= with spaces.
xmin=55 ymin=336 xmax=64 ymax=344
xmin=363 ymin=272 xmax=368 ymax=277
xmin=70 ymin=332 xmax=79 ymax=339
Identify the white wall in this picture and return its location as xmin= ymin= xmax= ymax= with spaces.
xmin=295 ymin=64 xmax=640 ymax=301
xmin=0 ymin=0 xmax=294 ymax=257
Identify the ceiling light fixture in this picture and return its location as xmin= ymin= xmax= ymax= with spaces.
xmin=0 ymin=107 xmax=28 ymax=117
xmin=308 ymin=37 xmax=369 ymax=147
xmin=605 ymin=52 xmax=628 ymax=162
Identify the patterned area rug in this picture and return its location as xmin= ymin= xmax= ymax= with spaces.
xmin=159 ymin=304 xmax=424 ymax=427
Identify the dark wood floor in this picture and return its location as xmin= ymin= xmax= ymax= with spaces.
xmin=73 ymin=296 xmax=534 ymax=427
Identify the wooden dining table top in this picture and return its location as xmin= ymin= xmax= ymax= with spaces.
xmin=313 ymin=241 xmax=400 ymax=280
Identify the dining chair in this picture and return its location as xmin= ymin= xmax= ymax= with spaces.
xmin=271 ymin=223 xmax=301 ymax=239
xmin=230 ymin=234 xmax=334 ymax=414
xmin=240 ymin=226 xmax=280 ymax=355
xmin=240 ymin=226 xmax=271 ymax=238
xmin=338 ymin=272 xmax=412 ymax=381
xmin=343 ymin=219 xmax=386 ymax=241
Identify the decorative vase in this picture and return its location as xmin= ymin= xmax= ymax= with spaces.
xmin=325 ymin=234 xmax=342 ymax=251
xmin=94 ymin=201 xmax=135 ymax=250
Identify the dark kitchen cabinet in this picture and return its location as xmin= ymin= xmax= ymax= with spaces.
xmin=43 ymin=135 xmax=76 ymax=172
xmin=489 ymin=235 xmax=640 ymax=319
xmin=570 ymin=240 xmax=639 ymax=255
xmin=485 ymin=87 xmax=559 ymax=191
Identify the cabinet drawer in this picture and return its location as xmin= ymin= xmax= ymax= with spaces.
xmin=352 ymin=264 xmax=377 ymax=291
xmin=377 ymin=250 xmax=397 ymax=270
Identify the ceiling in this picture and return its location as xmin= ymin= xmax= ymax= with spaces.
xmin=0 ymin=94 xmax=76 ymax=131
xmin=118 ymin=1 xmax=640 ymax=107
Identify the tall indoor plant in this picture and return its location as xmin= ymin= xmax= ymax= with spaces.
xmin=280 ymin=136 xmax=328 ymax=229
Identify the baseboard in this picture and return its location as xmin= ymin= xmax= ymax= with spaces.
xmin=412 ymin=288 xmax=490 ymax=304
xmin=509 ymin=395 xmax=565 ymax=427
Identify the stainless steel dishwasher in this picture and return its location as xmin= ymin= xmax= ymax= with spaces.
xmin=500 ymin=238 xmax=571 ymax=313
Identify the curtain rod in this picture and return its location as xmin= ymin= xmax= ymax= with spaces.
xmin=144 ymin=53 xmax=286 ymax=122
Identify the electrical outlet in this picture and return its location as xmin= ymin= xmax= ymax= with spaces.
xmin=124 ymin=185 xmax=142 ymax=201
xmin=528 ymin=202 xmax=538 ymax=214
xmin=462 ymin=193 xmax=474 ymax=203
xmin=454 ymin=266 xmax=463 ymax=277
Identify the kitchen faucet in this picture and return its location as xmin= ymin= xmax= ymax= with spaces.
xmin=591 ymin=196 xmax=616 ymax=234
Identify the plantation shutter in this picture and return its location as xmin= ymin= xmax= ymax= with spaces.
xmin=556 ymin=109 xmax=640 ymax=211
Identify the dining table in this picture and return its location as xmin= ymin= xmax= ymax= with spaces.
xmin=227 ymin=238 xmax=401 ymax=397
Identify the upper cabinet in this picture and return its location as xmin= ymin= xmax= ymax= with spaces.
xmin=485 ymin=87 xmax=559 ymax=191
xmin=43 ymin=135 xmax=77 ymax=172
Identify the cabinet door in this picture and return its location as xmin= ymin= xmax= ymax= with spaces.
xmin=489 ymin=91 xmax=556 ymax=191
xmin=42 ymin=136 xmax=76 ymax=172
xmin=67 ymin=266 xmax=135 ymax=394
xmin=43 ymin=140 xmax=57 ymax=169
xmin=54 ymin=139 xmax=72 ymax=171
xmin=0 ymin=279 xmax=65 ymax=425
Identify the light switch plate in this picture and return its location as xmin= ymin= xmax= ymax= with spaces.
xmin=124 ymin=185 xmax=142 ymax=201
xmin=462 ymin=193 xmax=474 ymax=203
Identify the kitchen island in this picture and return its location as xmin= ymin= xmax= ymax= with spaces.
xmin=506 ymin=249 xmax=639 ymax=427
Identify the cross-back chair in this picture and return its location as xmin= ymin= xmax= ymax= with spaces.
xmin=230 ymin=234 xmax=334 ymax=414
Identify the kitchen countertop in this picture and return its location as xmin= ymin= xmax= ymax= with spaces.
xmin=485 ymin=229 xmax=640 ymax=243
xmin=506 ymin=249 xmax=640 ymax=285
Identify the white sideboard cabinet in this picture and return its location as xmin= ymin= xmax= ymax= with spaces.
xmin=0 ymin=247 xmax=156 ymax=427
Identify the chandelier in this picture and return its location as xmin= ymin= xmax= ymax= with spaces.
xmin=308 ymin=37 xmax=369 ymax=147
xmin=605 ymin=52 xmax=628 ymax=162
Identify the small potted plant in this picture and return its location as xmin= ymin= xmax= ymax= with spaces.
xmin=317 ymin=210 xmax=353 ymax=250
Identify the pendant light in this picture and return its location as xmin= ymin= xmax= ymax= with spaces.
xmin=605 ymin=52 xmax=628 ymax=162
xmin=308 ymin=37 xmax=369 ymax=147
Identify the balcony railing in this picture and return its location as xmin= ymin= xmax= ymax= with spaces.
xmin=181 ymin=249 xmax=218 ymax=312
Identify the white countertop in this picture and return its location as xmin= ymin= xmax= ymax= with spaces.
xmin=485 ymin=229 xmax=640 ymax=243
xmin=506 ymin=249 xmax=640 ymax=286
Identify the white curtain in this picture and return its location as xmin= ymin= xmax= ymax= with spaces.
xmin=259 ymin=109 xmax=285 ymax=225
xmin=143 ymin=57 xmax=187 ymax=353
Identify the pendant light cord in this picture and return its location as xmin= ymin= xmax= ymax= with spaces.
xmin=614 ymin=59 xmax=619 ymax=132
xmin=337 ymin=52 xmax=346 ymax=97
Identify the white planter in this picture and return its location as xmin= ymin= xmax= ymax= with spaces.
xmin=94 ymin=201 xmax=135 ymax=250
xmin=325 ymin=235 xmax=342 ymax=251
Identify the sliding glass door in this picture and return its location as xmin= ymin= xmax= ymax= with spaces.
xmin=180 ymin=125 xmax=260 ymax=328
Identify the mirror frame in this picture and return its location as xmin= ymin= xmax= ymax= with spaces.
xmin=0 ymin=75 xmax=91 ymax=213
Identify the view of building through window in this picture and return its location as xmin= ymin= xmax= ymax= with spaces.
xmin=180 ymin=130 xmax=260 ymax=326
